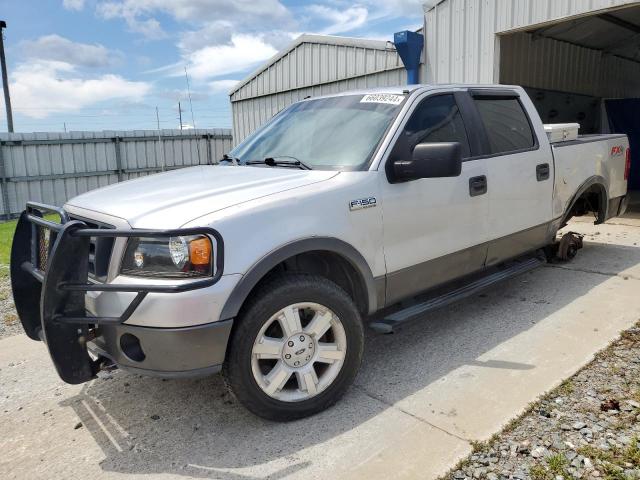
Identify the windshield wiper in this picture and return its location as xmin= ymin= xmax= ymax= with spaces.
xmin=219 ymin=153 xmax=240 ymax=165
xmin=246 ymin=156 xmax=312 ymax=170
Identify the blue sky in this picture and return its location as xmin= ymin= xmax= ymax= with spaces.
xmin=0 ymin=0 xmax=423 ymax=133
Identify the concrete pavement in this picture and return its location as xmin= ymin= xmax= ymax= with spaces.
xmin=1 ymin=214 xmax=640 ymax=480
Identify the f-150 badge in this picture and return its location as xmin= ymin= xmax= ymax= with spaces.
xmin=349 ymin=197 xmax=377 ymax=211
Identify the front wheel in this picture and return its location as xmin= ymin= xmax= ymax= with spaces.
xmin=223 ymin=274 xmax=364 ymax=421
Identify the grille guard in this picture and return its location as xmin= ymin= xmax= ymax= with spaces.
xmin=10 ymin=201 xmax=225 ymax=384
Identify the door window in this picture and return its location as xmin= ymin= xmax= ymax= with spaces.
xmin=473 ymin=98 xmax=535 ymax=154
xmin=392 ymin=94 xmax=471 ymax=161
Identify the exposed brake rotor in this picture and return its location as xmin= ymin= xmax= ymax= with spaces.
xmin=557 ymin=232 xmax=584 ymax=261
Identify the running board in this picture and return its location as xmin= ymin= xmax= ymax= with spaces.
xmin=369 ymin=255 xmax=546 ymax=334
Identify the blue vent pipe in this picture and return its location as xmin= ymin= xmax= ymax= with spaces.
xmin=394 ymin=30 xmax=424 ymax=85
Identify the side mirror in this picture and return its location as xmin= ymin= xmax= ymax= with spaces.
xmin=392 ymin=142 xmax=462 ymax=182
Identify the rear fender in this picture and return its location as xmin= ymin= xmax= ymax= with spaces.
xmin=561 ymin=175 xmax=608 ymax=226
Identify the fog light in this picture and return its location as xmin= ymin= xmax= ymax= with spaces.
xmin=120 ymin=333 xmax=145 ymax=362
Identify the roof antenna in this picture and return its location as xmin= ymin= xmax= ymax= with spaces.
xmin=184 ymin=66 xmax=202 ymax=164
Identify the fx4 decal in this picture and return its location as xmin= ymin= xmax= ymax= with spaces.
xmin=349 ymin=197 xmax=377 ymax=211
xmin=611 ymin=145 xmax=625 ymax=157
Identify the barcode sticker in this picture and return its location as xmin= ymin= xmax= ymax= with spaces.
xmin=360 ymin=93 xmax=404 ymax=105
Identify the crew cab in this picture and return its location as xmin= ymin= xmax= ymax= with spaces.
xmin=11 ymin=84 xmax=630 ymax=420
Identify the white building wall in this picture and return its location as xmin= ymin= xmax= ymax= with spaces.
xmin=425 ymin=0 xmax=640 ymax=84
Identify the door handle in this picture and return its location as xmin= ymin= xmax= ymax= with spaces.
xmin=469 ymin=175 xmax=487 ymax=197
xmin=536 ymin=163 xmax=550 ymax=181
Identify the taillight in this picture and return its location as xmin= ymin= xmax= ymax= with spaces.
xmin=625 ymin=148 xmax=631 ymax=181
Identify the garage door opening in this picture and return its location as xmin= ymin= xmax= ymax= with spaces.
xmin=498 ymin=4 xmax=640 ymax=195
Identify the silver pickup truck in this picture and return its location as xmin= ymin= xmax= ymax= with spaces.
xmin=11 ymin=84 xmax=630 ymax=420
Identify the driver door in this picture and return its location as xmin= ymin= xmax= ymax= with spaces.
xmin=380 ymin=91 xmax=490 ymax=305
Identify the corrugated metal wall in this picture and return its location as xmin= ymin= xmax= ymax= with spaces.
xmin=425 ymin=0 xmax=639 ymax=84
xmin=500 ymin=32 xmax=640 ymax=98
xmin=230 ymin=36 xmax=407 ymax=143
xmin=0 ymin=129 xmax=232 ymax=218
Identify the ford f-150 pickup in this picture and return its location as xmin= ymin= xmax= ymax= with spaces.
xmin=11 ymin=84 xmax=630 ymax=420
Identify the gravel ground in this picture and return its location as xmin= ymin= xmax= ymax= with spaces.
xmin=444 ymin=323 xmax=640 ymax=480
xmin=0 ymin=274 xmax=21 ymax=339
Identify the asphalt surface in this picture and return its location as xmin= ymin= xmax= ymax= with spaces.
xmin=2 ymin=212 xmax=640 ymax=480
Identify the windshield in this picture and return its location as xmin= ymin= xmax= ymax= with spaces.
xmin=229 ymin=93 xmax=406 ymax=170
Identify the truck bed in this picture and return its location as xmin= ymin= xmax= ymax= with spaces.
xmin=551 ymin=133 xmax=629 ymax=221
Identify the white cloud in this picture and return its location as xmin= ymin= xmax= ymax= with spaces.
xmin=21 ymin=35 xmax=120 ymax=68
xmin=178 ymin=21 xmax=234 ymax=52
xmin=307 ymin=5 xmax=369 ymax=35
xmin=209 ymin=79 xmax=240 ymax=93
xmin=62 ymin=0 xmax=85 ymax=11
xmin=97 ymin=2 xmax=166 ymax=39
xmin=9 ymin=61 xmax=151 ymax=119
xmin=168 ymin=34 xmax=277 ymax=81
xmin=97 ymin=0 xmax=292 ymax=39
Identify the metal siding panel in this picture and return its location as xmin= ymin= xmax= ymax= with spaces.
xmin=0 ymin=130 xmax=231 ymax=216
xmin=425 ymin=0 xmax=637 ymax=85
xmin=356 ymin=47 xmax=366 ymax=77
xmin=436 ymin=2 xmax=452 ymax=82
xmin=479 ymin=0 xmax=497 ymax=83
xmin=270 ymin=64 xmax=277 ymax=94
xmin=304 ymin=43 xmax=312 ymax=86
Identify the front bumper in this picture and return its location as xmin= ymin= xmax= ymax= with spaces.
xmin=10 ymin=201 xmax=227 ymax=384
xmin=88 ymin=319 xmax=233 ymax=377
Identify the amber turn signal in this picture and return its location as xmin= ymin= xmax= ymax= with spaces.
xmin=189 ymin=237 xmax=212 ymax=265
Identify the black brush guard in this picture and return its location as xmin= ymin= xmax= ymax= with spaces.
xmin=10 ymin=202 xmax=224 ymax=384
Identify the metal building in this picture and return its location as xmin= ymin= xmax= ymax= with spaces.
xmin=228 ymin=1 xmax=640 ymax=188
xmin=424 ymin=0 xmax=640 ymax=188
xmin=229 ymin=34 xmax=409 ymax=143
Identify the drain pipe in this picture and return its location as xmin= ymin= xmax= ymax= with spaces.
xmin=394 ymin=30 xmax=424 ymax=85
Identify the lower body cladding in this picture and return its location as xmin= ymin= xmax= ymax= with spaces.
xmin=88 ymin=319 xmax=233 ymax=378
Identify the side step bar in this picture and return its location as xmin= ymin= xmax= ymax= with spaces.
xmin=370 ymin=255 xmax=546 ymax=334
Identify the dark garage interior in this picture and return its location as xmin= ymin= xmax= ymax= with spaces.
xmin=499 ymin=4 xmax=640 ymax=194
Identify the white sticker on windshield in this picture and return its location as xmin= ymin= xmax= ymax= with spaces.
xmin=360 ymin=93 xmax=404 ymax=105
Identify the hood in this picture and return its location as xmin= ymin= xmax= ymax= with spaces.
xmin=65 ymin=165 xmax=338 ymax=228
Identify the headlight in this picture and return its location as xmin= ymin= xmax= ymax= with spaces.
xmin=120 ymin=235 xmax=213 ymax=278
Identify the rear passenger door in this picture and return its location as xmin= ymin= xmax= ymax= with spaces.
xmin=470 ymin=90 xmax=554 ymax=265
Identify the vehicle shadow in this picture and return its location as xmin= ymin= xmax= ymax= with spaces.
xmin=60 ymin=239 xmax=640 ymax=479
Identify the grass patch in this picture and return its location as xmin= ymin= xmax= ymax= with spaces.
xmin=529 ymin=464 xmax=548 ymax=480
xmin=577 ymin=436 xmax=640 ymax=478
xmin=0 ymin=214 xmax=59 ymax=277
xmin=0 ymin=217 xmax=19 ymax=269
xmin=546 ymin=453 xmax=569 ymax=474
xmin=558 ymin=379 xmax=575 ymax=396
xmin=527 ymin=454 xmax=574 ymax=480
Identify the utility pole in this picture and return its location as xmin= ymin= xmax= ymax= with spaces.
xmin=156 ymin=106 xmax=166 ymax=172
xmin=0 ymin=21 xmax=14 ymax=133
xmin=178 ymin=101 xmax=183 ymax=130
